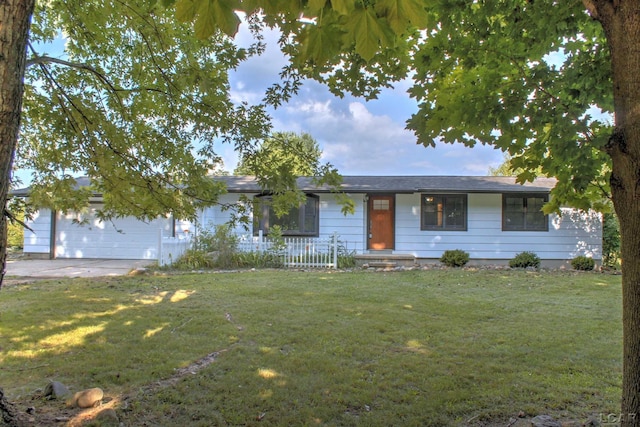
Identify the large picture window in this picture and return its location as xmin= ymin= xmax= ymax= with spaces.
xmin=254 ymin=194 xmax=319 ymax=236
xmin=502 ymin=193 xmax=549 ymax=231
xmin=421 ymin=194 xmax=467 ymax=231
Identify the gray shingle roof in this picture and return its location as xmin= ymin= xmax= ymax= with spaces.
xmin=217 ymin=175 xmax=557 ymax=193
xmin=12 ymin=175 xmax=556 ymax=197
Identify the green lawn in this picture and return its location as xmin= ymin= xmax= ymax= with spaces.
xmin=0 ymin=269 xmax=622 ymax=426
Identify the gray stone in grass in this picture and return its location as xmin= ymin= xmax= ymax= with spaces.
xmin=530 ymin=415 xmax=562 ymax=427
xmin=43 ymin=381 xmax=71 ymax=400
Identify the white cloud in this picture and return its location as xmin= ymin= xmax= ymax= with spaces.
xmin=261 ymin=91 xmax=504 ymax=176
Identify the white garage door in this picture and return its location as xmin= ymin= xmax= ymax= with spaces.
xmin=55 ymin=206 xmax=173 ymax=259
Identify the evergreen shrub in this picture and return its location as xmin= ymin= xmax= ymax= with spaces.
xmin=440 ymin=249 xmax=470 ymax=267
xmin=509 ymin=251 xmax=541 ymax=269
xmin=571 ymin=256 xmax=595 ymax=271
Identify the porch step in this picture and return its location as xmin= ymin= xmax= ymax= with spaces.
xmin=355 ymin=253 xmax=416 ymax=268
xmin=367 ymin=261 xmax=398 ymax=268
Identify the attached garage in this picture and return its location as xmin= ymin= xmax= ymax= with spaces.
xmin=54 ymin=206 xmax=173 ymax=260
xmin=22 ymin=204 xmax=174 ymax=260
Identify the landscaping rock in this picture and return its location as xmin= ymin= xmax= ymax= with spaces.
xmin=67 ymin=387 xmax=104 ymax=408
xmin=43 ymin=381 xmax=71 ymax=400
xmin=531 ymin=415 xmax=562 ymax=427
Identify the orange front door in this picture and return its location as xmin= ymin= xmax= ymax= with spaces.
xmin=368 ymin=195 xmax=394 ymax=250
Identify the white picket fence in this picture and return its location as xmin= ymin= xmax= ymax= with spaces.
xmin=158 ymin=229 xmax=340 ymax=269
xmin=158 ymin=230 xmax=192 ymax=267
xmin=237 ymin=231 xmax=339 ymax=269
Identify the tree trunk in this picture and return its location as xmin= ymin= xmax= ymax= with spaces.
xmin=617 ymin=202 xmax=640 ymax=427
xmin=0 ymin=0 xmax=34 ymax=425
xmin=0 ymin=0 xmax=34 ymax=290
xmin=612 ymin=150 xmax=640 ymax=427
xmin=596 ymin=1 xmax=640 ymax=426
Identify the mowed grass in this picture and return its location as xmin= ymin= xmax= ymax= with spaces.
xmin=0 ymin=269 xmax=622 ymax=426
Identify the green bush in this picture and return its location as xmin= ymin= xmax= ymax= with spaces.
xmin=172 ymin=249 xmax=216 ymax=270
xmin=440 ymin=249 xmax=470 ymax=267
xmin=191 ymin=224 xmax=240 ymax=269
xmin=194 ymin=224 xmax=238 ymax=252
xmin=571 ymin=255 xmax=595 ymax=271
xmin=330 ymin=241 xmax=356 ymax=269
xmin=509 ymin=251 xmax=541 ymax=269
xmin=337 ymin=251 xmax=357 ymax=269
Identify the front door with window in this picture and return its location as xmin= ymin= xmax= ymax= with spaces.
xmin=368 ymin=195 xmax=394 ymax=250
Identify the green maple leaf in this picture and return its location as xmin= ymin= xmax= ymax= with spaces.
xmin=302 ymin=22 xmax=342 ymax=64
xmin=347 ymin=7 xmax=388 ymax=61
xmin=193 ymin=0 xmax=240 ymax=39
xmin=375 ymin=0 xmax=429 ymax=34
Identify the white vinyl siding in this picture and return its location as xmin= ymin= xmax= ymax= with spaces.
xmin=23 ymin=208 xmax=53 ymax=255
xmin=395 ymin=193 xmax=601 ymax=261
xmin=318 ymin=193 xmax=366 ymax=254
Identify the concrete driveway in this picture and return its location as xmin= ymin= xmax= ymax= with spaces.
xmin=5 ymin=258 xmax=151 ymax=279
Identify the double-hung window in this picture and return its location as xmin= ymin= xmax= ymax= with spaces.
xmin=502 ymin=193 xmax=549 ymax=231
xmin=254 ymin=194 xmax=319 ymax=236
xmin=421 ymin=194 xmax=467 ymax=231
